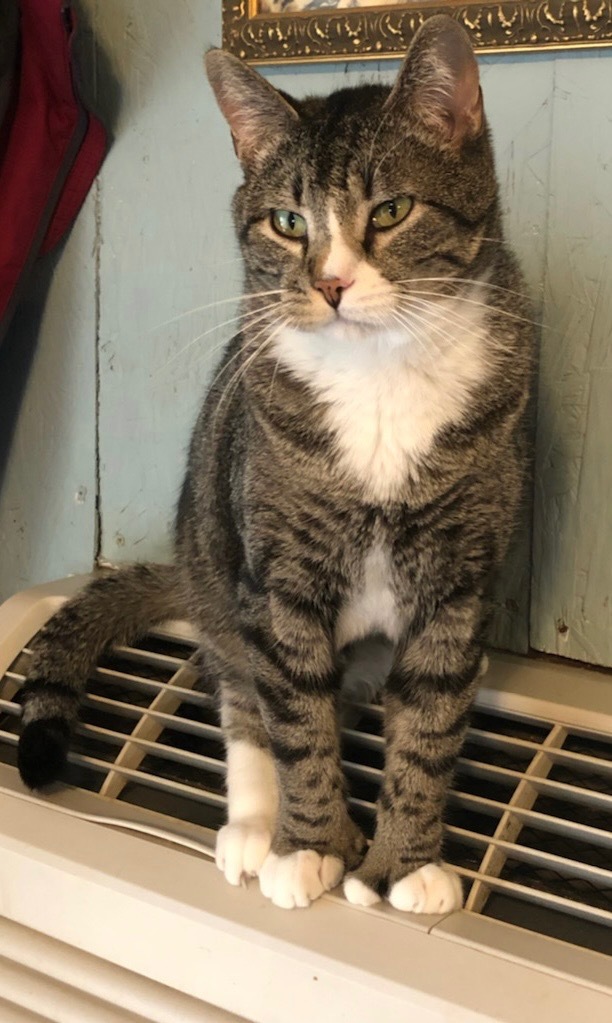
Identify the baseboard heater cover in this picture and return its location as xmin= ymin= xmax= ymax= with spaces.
xmin=0 ymin=576 xmax=610 ymax=1023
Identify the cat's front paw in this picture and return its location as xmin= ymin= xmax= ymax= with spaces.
xmin=388 ymin=863 xmax=463 ymax=913
xmin=344 ymin=862 xmax=463 ymax=914
xmin=259 ymin=849 xmax=344 ymax=909
xmin=215 ymin=818 xmax=273 ymax=886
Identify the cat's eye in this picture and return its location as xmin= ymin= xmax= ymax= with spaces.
xmin=271 ymin=209 xmax=307 ymax=240
xmin=370 ymin=196 xmax=413 ymax=231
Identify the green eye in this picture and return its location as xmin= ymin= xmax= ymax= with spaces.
xmin=371 ymin=196 xmax=413 ymax=231
xmin=271 ymin=209 xmax=307 ymax=239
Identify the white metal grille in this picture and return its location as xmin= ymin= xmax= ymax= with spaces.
xmin=1 ymin=628 xmax=611 ymax=959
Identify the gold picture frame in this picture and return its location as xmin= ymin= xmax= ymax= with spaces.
xmin=223 ymin=1 xmax=612 ymax=64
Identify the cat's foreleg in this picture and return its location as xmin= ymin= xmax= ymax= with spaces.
xmin=215 ymin=688 xmax=278 ymax=886
xmin=248 ymin=614 xmax=365 ymax=908
xmin=344 ymin=595 xmax=483 ymax=913
xmin=258 ymin=687 xmax=365 ymax=909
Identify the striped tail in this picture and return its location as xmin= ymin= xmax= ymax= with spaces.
xmin=18 ymin=563 xmax=187 ymax=789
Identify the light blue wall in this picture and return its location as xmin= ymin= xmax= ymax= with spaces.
xmin=1 ymin=2 xmax=611 ymax=666
xmin=0 ymin=194 xmax=98 ymax=598
xmin=531 ymin=51 xmax=612 ymax=665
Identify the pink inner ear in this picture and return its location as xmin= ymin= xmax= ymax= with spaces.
xmin=211 ymin=79 xmax=259 ymax=161
xmin=387 ymin=19 xmax=485 ymax=147
xmin=438 ymin=30 xmax=483 ymax=142
xmin=221 ymin=98 xmax=257 ymax=161
xmin=418 ymin=63 xmax=483 ymax=145
xmin=206 ymin=50 xmax=299 ymax=167
xmin=450 ymin=66 xmax=483 ymax=140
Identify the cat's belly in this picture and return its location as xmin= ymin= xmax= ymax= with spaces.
xmin=335 ymin=544 xmax=402 ymax=650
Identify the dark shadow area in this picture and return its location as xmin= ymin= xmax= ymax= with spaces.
xmin=0 ymin=250 xmax=61 ymax=490
xmin=72 ymin=0 xmax=122 ymax=141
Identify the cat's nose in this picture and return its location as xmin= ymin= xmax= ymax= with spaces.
xmin=314 ymin=276 xmax=352 ymax=310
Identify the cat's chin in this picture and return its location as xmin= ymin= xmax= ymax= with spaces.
xmin=325 ymin=318 xmax=373 ymax=343
xmin=311 ymin=315 xmax=406 ymax=349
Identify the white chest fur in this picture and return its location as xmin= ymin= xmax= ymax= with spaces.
xmin=335 ymin=543 xmax=401 ymax=651
xmin=272 ymin=298 xmax=489 ymax=501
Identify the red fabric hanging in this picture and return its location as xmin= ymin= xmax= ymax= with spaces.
xmin=0 ymin=0 xmax=107 ymax=342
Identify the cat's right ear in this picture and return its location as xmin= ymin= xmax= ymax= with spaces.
xmin=385 ymin=16 xmax=483 ymax=150
xmin=205 ymin=49 xmax=299 ymax=168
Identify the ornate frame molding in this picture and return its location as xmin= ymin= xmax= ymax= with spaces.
xmin=223 ymin=1 xmax=612 ymax=64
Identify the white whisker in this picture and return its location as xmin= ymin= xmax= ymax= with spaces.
xmin=152 ymin=301 xmax=283 ymax=377
xmin=210 ymin=312 xmax=287 ymax=395
xmin=394 ymin=276 xmax=531 ymax=302
xmin=396 ymin=299 xmax=513 ymax=367
xmin=153 ymin=289 xmax=285 ymax=330
xmin=362 ymin=106 xmax=395 ymax=184
xmin=397 ymin=304 xmax=501 ymax=363
xmin=392 ymin=302 xmax=472 ymax=359
xmin=397 ymin=297 xmax=482 ymax=346
xmin=399 ymin=287 xmax=540 ymax=328
xmin=388 ymin=310 xmax=431 ymax=360
xmin=397 ymin=293 xmax=489 ymax=338
xmin=213 ymin=319 xmax=289 ymax=432
xmin=371 ymin=133 xmax=407 ymax=182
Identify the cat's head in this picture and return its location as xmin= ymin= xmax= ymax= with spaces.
xmin=205 ymin=16 xmax=498 ymax=343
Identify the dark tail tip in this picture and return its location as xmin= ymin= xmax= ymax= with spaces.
xmin=18 ymin=718 xmax=70 ymax=789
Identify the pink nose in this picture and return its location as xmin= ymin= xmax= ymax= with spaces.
xmin=314 ymin=276 xmax=352 ymax=310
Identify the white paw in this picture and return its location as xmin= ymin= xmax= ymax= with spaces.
xmin=388 ymin=863 xmax=463 ymax=914
xmin=215 ymin=819 xmax=273 ymax=886
xmin=343 ymin=876 xmax=381 ymax=907
xmin=259 ymin=850 xmax=344 ymax=909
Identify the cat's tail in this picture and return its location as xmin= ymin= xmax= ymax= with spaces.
xmin=17 ymin=563 xmax=187 ymax=790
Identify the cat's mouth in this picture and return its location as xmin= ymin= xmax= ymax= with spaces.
xmin=286 ymin=289 xmax=398 ymax=337
xmin=337 ymin=307 xmax=383 ymax=327
xmin=289 ymin=307 xmax=378 ymax=334
xmin=316 ymin=311 xmax=391 ymax=342
xmin=331 ymin=302 xmax=395 ymax=332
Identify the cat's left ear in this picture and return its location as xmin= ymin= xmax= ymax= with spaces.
xmin=205 ymin=49 xmax=299 ymax=168
xmin=385 ymin=16 xmax=483 ymax=150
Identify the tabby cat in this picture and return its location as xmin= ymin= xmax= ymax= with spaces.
xmin=18 ymin=16 xmax=533 ymax=912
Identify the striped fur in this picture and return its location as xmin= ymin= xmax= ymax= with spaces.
xmin=18 ymin=18 xmax=534 ymax=910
